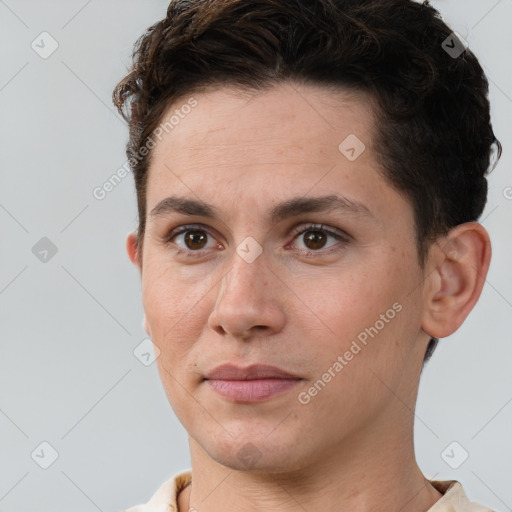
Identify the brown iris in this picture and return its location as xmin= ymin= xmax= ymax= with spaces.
xmin=303 ymin=230 xmax=327 ymax=250
xmin=184 ymin=230 xmax=208 ymax=250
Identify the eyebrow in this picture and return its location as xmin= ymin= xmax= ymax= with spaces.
xmin=149 ymin=194 xmax=374 ymax=225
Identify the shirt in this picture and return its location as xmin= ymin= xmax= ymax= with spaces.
xmin=124 ymin=470 xmax=495 ymax=512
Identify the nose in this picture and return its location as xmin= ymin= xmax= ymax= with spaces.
xmin=207 ymin=247 xmax=286 ymax=341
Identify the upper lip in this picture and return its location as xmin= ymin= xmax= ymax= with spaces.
xmin=204 ymin=364 xmax=301 ymax=380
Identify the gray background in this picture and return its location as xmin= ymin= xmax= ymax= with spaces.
xmin=0 ymin=1 xmax=511 ymax=511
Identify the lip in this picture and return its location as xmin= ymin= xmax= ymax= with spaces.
xmin=204 ymin=363 xmax=300 ymax=380
xmin=204 ymin=364 xmax=302 ymax=403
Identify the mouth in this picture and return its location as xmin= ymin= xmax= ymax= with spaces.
xmin=203 ymin=363 xmax=302 ymax=402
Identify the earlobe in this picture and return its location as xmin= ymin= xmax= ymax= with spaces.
xmin=421 ymin=222 xmax=491 ymax=339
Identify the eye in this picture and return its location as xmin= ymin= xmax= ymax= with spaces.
xmin=164 ymin=222 xmax=349 ymax=258
xmin=288 ymin=223 xmax=349 ymax=255
xmin=165 ymin=224 xmax=219 ymax=256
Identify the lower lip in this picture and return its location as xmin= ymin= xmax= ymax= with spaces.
xmin=205 ymin=378 xmax=301 ymax=402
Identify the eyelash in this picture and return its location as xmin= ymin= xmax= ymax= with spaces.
xmin=164 ymin=223 xmax=350 ymax=258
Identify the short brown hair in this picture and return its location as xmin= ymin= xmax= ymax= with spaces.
xmin=113 ymin=0 xmax=501 ymax=364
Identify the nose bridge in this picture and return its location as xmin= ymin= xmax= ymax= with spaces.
xmin=221 ymin=237 xmax=269 ymax=301
xmin=221 ymin=215 xmax=268 ymax=285
xmin=208 ymin=236 xmax=286 ymax=338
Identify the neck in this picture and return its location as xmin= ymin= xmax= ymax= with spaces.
xmin=178 ymin=425 xmax=443 ymax=512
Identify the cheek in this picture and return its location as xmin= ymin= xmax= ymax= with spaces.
xmin=141 ymin=266 xmax=210 ymax=412
xmin=301 ymin=265 xmax=386 ymax=330
xmin=295 ymin=263 xmax=418 ymax=418
xmin=141 ymin=262 xmax=213 ymax=356
xmin=303 ymin=256 xmax=416 ymax=363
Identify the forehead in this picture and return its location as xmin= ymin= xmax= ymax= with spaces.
xmin=150 ymin=82 xmax=375 ymax=167
xmin=145 ymin=82 xmax=409 ymax=226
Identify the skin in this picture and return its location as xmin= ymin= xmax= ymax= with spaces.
xmin=126 ymin=81 xmax=491 ymax=512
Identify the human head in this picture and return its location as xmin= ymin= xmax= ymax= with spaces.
xmin=113 ymin=0 xmax=498 ymax=477
xmin=113 ymin=0 xmax=500 ymax=367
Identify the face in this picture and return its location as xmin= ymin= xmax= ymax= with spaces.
xmin=128 ymin=82 xmax=432 ymax=472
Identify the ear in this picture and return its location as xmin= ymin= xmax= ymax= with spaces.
xmin=126 ymin=231 xmax=151 ymax=337
xmin=126 ymin=231 xmax=142 ymax=274
xmin=421 ymin=222 xmax=491 ymax=339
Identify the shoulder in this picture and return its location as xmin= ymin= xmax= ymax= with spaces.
xmin=427 ymin=479 xmax=495 ymax=512
xmin=123 ymin=469 xmax=192 ymax=512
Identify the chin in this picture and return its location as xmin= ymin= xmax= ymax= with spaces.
xmin=199 ymin=429 xmax=310 ymax=473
